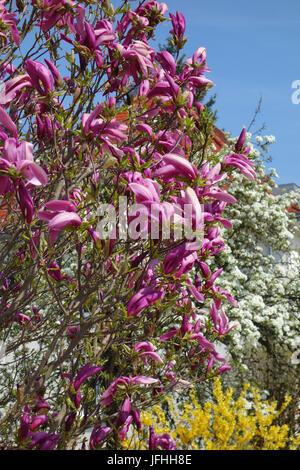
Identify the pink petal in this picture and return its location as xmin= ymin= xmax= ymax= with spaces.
xmin=0 ymin=106 xmax=17 ymax=138
xmin=19 ymin=161 xmax=48 ymax=186
xmin=45 ymin=200 xmax=77 ymax=213
xmin=48 ymin=212 xmax=82 ymax=231
xmin=164 ymin=153 xmax=198 ymax=179
xmin=160 ymin=328 xmax=178 ymax=341
xmin=133 ymin=376 xmax=159 ymax=385
xmin=138 ymin=351 xmax=163 ymax=363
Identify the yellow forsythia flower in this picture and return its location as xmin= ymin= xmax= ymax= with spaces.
xmin=122 ymin=378 xmax=299 ymax=451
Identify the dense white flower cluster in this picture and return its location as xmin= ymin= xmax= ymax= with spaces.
xmin=214 ymin=134 xmax=300 ymax=384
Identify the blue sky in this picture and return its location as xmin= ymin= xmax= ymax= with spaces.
xmin=153 ymin=0 xmax=300 ymax=186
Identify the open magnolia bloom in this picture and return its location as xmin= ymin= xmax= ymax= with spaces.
xmin=37 ymin=200 xmax=82 ymax=244
xmin=0 ymin=106 xmax=48 ymax=194
xmin=0 ymin=137 xmax=48 ymax=192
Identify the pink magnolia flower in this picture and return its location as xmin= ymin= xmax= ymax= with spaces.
xmin=195 ymin=101 xmax=204 ymax=113
xmin=89 ymin=424 xmax=111 ymax=450
xmin=101 ymin=375 xmax=159 ymax=406
xmin=0 ymin=61 xmax=16 ymax=79
xmin=119 ymin=415 xmax=134 ymax=442
xmin=213 ymin=190 xmax=237 ymax=204
xmin=26 ymin=431 xmax=60 ymax=450
xmin=0 ymin=105 xmax=17 ymax=138
xmin=116 ymin=10 xmax=147 ymax=39
xmin=153 ymin=153 xmax=198 ymax=181
xmin=137 ymin=1 xmax=168 ymax=17
xmin=29 ymin=414 xmax=49 ymax=431
xmin=0 ymin=0 xmax=20 ymax=45
xmin=210 ymin=300 xmax=239 ymax=335
xmin=235 ymin=127 xmax=246 ymax=153
xmin=217 ymin=364 xmax=232 ymax=374
xmin=47 ymin=261 xmax=63 ymax=282
xmin=44 ymin=58 xmax=62 ymax=86
xmin=114 ymin=40 xmax=155 ymax=83
xmin=114 ymin=398 xmax=140 ymax=441
xmin=128 ymin=178 xmax=160 ymax=204
xmin=36 ymin=111 xmax=60 ymax=139
xmin=13 ymin=313 xmax=32 ymax=327
xmin=133 ymin=341 xmax=163 ymax=365
xmin=37 ymin=200 xmax=82 ymax=244
xmin=17 ymin=181 xmax=34 ymax=223
xmin=118 ymin=1 xmax=167 ymax=45
xmin=33 ymin=0 xmax=84 ymax=33
xmin=160 ymin=327 xmax=179 ymax=342
xmin=0 ymin=135 xmax=48 ymax=195
xmin=202 ymin=198 xmax=233 ymax=230
xmin=149 ymin=426 xmax=177 ymax=450
xmin=47 ymin=211 xmax=82 ymax=243
xmin=199 ymin=161 xmax=226 ymax=184
xmin=223 ymin=153 xmax=257 ymax=180
xmin=190 ymin=339 xmax=229 ymax=376
xmin=163 ymin=241 xmax=199 ymax=278
xmin=82 ymin=105 xmax=127 ymax=156
xmin=67 ymin=325 xmax=80 ymax=339
xmin=155 ymin=50 xmax=177 ymax=76
xmin=141 ymin=259 xmax=160 ymax=286
xmin=128 ymin=177 xmax=184 ymax=239
xmin=74 ymin=363 xmax=102 ymax=390
xmin=180 ymin=313 xmax=194 ymax=337
xmin=185 ymin=278 xmax=205 ymax=302
xmin=0 ymin=75 xmax=32 ymax=106
xmin=187 ymin=75 xmax=215 ymax=89
xmin=147 ymin=78 xmax=179 ymax=100
xmin=186 ymin=47 xmax=207 ymax=69
xmin=139 ymin=79 xmax=150 ymax=96
xmin=190 ymin=333 xmax=215 ymax=352
xmin=94 ymin=19 xmax=116 ymax=45
xmin=74 ymin=18 xmax=116 ymax=50
xmin=87 ymin=228 xmax=101 ymax=248
xmin=136 ymin=122 xmax=153 ymax=138
xmin=116 ymin=397 xmax=132 ymax=428
xmin=62 ymin=363 xmax=102 ymax=409
xmin=169 ymin=11 xmax=185 ymax=41
xmin=105 ymin=397 xmax=141 ymax=441
xmin=25 ymin=59 xmax=54 ymax=95
xmin=170 ymin=186 xmax=203 ymax=236
xmin=127 ymin=287 xmax=164 ymax=316
xmin=204 ymin=267 xmax=223 ymax=289
xmin=160 ymin=313 xmax=195 ymax=342
xmin=62 ymin=18 xmax=115 ymax=69
xmin=19 ymin=405 xmax=31 ymax=441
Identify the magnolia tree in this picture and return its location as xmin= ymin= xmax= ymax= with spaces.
xmin=0 ymin=0 xmax=258 ymax=450
xmin=210 ymin=133 xmax=300 ymax=429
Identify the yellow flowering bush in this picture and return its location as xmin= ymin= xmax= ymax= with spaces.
xmin=123 ymin=378 xmax=300 ymax=450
